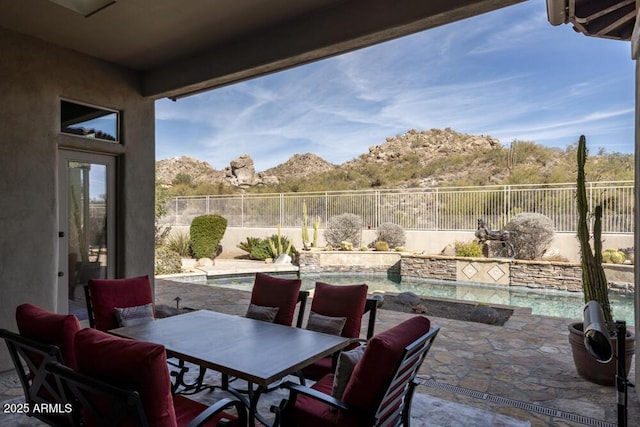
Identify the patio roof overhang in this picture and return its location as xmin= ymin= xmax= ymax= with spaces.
xmin=547 ymin=0 xmax=637 ymax=41
xmin=0 ymin=0 xmax=525 ymax=100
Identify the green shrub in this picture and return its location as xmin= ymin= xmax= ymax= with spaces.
xmin=376 ymin=223 xmax=406 ymax=248
xmin=602 ymin=248 xmax=626 ymax=264
xmin=154 ymin=247 xmax=182 ymax=275
xmin=324 ymin=245 xmax=334 ymax=251
xmin=189 ymin=214 xmax=227 ymax=259
xmin=165 ymin=230 xmax=191 ymax=257
xmin=375 ymin=241 xmax=390 ymax=251
xmin=340 ymin=241 xmax=353 ymax=251
xmin=237 ymin=237 xmax=263 ymax=255
xmin=249 ymin=240 xmax=273 ymax=261
xmin=359 ymin=246 xmax=369 ymax=251
xmin=246 ymin=234 xmax=296 ymax=260
xmin=395 ymin=246 xmax=407 ymax=252
xmin=455 ymin=241 xmax=483 ymax=257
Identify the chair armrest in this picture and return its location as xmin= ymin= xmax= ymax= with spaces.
xmin=187 ymin=397 xmax=247 ymax=427
xmin=278 ymin=381 xmax=351 ymax=412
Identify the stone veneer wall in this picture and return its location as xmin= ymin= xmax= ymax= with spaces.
xmin=298 ymin=252 xmax=633 ymax=294
xmin=298 ymin=251 xmax=401 ymax=275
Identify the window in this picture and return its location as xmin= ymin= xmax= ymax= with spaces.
xmin=60 ymin=100 xmax=119 ymax=143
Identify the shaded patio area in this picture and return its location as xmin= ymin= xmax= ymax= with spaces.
xmin=1 ymin=264 xmax=639 ymax=426
xmin=152 ymin=270 xmax=639 ymax=427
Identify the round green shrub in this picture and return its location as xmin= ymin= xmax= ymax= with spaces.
xmin=375 ymin=241 xmax=390 ymax=251
xmin=602 ymin=248 xmax=626 ymax=264
xmin=154 ymin=247 xmax=182 ymax=275
xmin=359 ymin=246 xmax=369 ymax=251
xmin=340 ymin=241 xmax=354 ymax=251
xmin=189 ymin=214 xmax=227 ymax=259
xmin=455 ymin=241 xmax=483 ymax=257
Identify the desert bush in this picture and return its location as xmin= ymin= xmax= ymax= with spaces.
xmin=340 ymin=241 xmax=354 ymax=251
xmin=602 ymin=248 xmax=626 ymax=264
xmin=154 ymin=247 xmax=182 ymax=275
xmin=324 ymin=213 xmax=363 ymax=247
xmin=189 ymin=214 xmax=227 ymax=259
xmin=237 ymin=237 xmax=263 ymax=255
xmin=375 ymin=241 xmax=390 ymax=251
xmin=246 ymin=234 xmax=296 ymax=261
xmin=376 ymin=223 xmax=406 ymax=248
xmin=505 ymin=213 xmax=554 ymax=260
xmin=359 ymin=246 xmax=369 ymax=251
xmin=455 ymin=241 xmax=483 ymax=257
xmin=165 ymin=230 xmax=191 ymax=257
xmin=395 ymin=246 xmax=407 ymax=252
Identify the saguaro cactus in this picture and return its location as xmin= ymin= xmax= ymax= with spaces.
xmin=576 ymin=135 xmax=613 ymax=326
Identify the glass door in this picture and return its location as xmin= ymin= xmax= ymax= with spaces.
xmin=58 ymin=150 xmax=115 ymax=316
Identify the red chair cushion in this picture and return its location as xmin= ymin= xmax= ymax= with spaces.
xmin=88 ymin=275 xmax=153 ymax=331
xmin=75 ymin=328 xmax=176 ymax=427
xmin=341 ymin=316 xmax=431 ymax=412
xmin=16 ymin=303 xmax=81 ymax=370
xmin=310 ymin=282 xmax=368 ymax=339
xmin=250 ymin=273 xmax=301 ymax=326
xmin=287 ymin=374 xmax=362 ymax=427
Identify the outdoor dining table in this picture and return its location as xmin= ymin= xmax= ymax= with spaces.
xmin=110 ymin=309 xmax=351 ymax=426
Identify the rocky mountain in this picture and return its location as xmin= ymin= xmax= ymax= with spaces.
xmin=155 ymin=128 xmax=633 ymax=192
xmin=263 ymin=153 xmax=337 ymax=180
xmin=156 ymin=128 xmax=503 ymax=188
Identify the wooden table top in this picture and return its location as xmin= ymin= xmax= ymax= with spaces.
xmin=110 ymin=310 xmax=350 ymax=386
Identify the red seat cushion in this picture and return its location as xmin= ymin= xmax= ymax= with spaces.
xmin=250 ymin=273 xmax=301 ymax=326
xmin=310 ymin=282 xmax=368 ymax=339
xmin=341 ymin=316 xmax=431 ymax=412
xmin=287 ymin=374 xmax=362 ymax=427
xmin=16 ymin=303 xmax=81 ymax=370
xmin=88 ymin=275 xmax=153 ymax=331
xmin=75 ymin=328 xmax=176 ymax=427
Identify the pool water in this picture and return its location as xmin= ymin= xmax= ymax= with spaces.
xmin=205 ymin=273 xmax=635 ymax=325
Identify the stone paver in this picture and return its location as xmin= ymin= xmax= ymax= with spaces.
xmin=153 ymin=265 xmax=640 ymax=427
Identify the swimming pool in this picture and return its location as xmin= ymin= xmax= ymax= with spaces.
xmin=205 ymin=272 xmax=635 ymax=325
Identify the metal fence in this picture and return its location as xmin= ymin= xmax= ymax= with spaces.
xmin=159 ymin=181 xmax=635 ymax=233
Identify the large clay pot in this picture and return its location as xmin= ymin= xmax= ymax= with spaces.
xmin=568 ymin=322 xmax=635 ymax=386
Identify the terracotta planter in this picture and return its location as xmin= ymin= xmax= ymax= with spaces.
xmin=568 ymin=322 xmax=635 ymax=386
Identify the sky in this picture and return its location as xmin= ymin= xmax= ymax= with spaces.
xmin=155 ymin=1 xmax=636 ymax=172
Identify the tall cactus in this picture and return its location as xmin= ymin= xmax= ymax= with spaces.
xmin=576 ymin=135 xmax=613 ymax=326
xmin=302 ymin=201 xmax=310 ymax=250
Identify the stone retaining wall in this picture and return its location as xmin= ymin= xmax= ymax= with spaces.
xmin=299 ymin=251 xmax=634 ymax=294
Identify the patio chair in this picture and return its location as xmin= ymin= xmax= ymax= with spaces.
xmin=300 ymin=282 xmax=377 ymax=382
xmin=84 ymin=275 xmax=155 ymax=331
xmin=0 ymin=303 xmax=82 ymax=426
xmin=53 ymin=327 xmax=247 ymax=427
xmin=246 ymin=272 xmax=307 ymax=327
xmin=272 ymin=316 xmax=440 ymax=427
xmin=222 ymin=273 xmax=308 ymax=393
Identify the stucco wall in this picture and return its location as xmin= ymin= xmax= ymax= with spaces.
xmin=0 ymin=28 xmax=155 ymax=370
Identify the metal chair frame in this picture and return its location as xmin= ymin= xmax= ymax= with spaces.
xmin=46 ymin=361 xmax=247 ymax=427
xmin=273 ymin=325 xmax=440 ymax=427
xmin=0 ymin=329 xmax=75 ymax=427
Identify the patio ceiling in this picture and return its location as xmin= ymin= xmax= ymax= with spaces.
xmin=547 ymin=0 xmax=637 ymax=41
xmin=0 ymin=0 xmax=524 ymax=100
